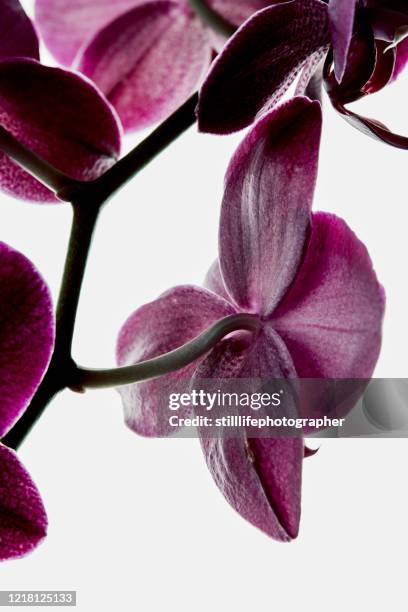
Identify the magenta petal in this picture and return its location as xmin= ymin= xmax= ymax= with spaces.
xmin=34 ymin=0 xmax=140 ymax=65
xmin=204 ymin=259 xmax=231 ymax=302
xmin=331 ymin=100 xmax=408 ymax=149
xmin=219 ymin=97 xmax=322 ymax=317
xmin=198 ymin=0 xmax=330 ymax=134
xmin=272 ymin=213 xmax=385 ymax=379
xmin=116 ymin=286 xmax=236 ymax=436
xmin=328 ymin=0 xmax=358 ymax=81
xmin=0 ymin=59 xmax=121 ymax=202
xmin=392 ymin=37 xmax=408 ymax=79
xmin=193 ymin=333 xmax=302 ymax=541
xmin=76 ymin=2 xmax=210 ymax=132
xmin=0 ymin=444 xmax=47 ymax=561
xmin=0 ymin=242 xmax=54 ymax=438
xmin=0 ymin=0 xmax=39 ymax=60
xmin=206 ymin=0 xmax=275 ymax=27
xmin=304 ymin=445 xmax=319 ymax=458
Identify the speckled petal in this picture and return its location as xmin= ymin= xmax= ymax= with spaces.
xmin=193 ymin=331 xmax=303 ymax=541
xmin=76 ymin=2 xmax=210 ymax=131
xmin=198 ymin=0 xmax=330 ymax=134
xmin=0 ymin=0 xmax=39 ymax=60
xmin=0 ymin=242 xmax=54 ymax=438
xmin=0 ymin=444 xmax=47 ymax=561
xmin=0 ymin=59 xmax=121 ymax=202
xmin=116 ymin=285 xmax=236 ymax=436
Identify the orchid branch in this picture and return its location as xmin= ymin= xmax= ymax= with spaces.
xmin=60 ymin=93 xmax=199 ymax=204
xmin=2 ymin=94 xmax=198 ymax=450
xmin=72 ymin=313 xmax=260 ymax=389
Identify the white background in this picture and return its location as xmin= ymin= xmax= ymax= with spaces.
xmin=1 ymin=4 xmax=408 ymax=609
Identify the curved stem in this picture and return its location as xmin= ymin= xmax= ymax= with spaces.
xmin=0 ymin=125 xmax=79 ymax=195
xmin=2 ymin=95 xmax=200 ymax=450
xmin=188 ymin=0 xmax=235 ymax=37
xmin=73 ymin=314 xmax=260 ymax=389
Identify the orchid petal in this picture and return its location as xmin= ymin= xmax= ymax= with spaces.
xmin=116 ymin=286 xmax=236 ymax=437
xmin=219 ymin=97 xmax=322 ymax=317
xmin=204 ymin=259 xmax=231 ymax=302
xmin=0 ymin=0 xmax=39 ymax=60
xmin=328 ymin=0 xmax=358 ymax=82
xmin=197 ymin=0 xmax=330 ymax=134
xmin=324 ymin=22 xmax=376 ymax=104
xmin=0 ymin=445 xmax=47 ymax=561
xmin=304 ymin=445 xmax=319 ymax=458
xmin=193 ymin=331 xmax=302 ymax=541
xmin=272 ymin=213 xmax=385 ymax=379
xmin=76 ymin=2 xmax=210 ymax=132
xmin=392 ymin=38 xmax=408 ymax=79
xmin=34 ymin=0 xmax=140 ymax=65
xmin=0 ymin=242 xmax=54 ymax=438
xmin=331 ymin=100 xmax=408 ymax=149
xmin=362 ymin=41 xmax=395 ymax=95
xmin=206 ymin=0 xmax=278 ymax=27
xmin=0 ymin=59 xmax=121 ymax=202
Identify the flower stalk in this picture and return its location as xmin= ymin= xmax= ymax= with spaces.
xmin=2 ymin=91 xmax=203 ymax=450
xmin=73 ymin=313 xmax=260 ymax=389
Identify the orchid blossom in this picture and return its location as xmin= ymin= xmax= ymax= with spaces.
xmin=116 ymin=97 xmax=385 ymax=539
xmin=0 ymin=242 xmax=54 ymax=560
xmin=0 ymin=0 xmax=121 ymax=203
xmin=34 ymin=0 xmax=273 ymax=131
xmin=198 ymin=0 xmax=408 ymax=148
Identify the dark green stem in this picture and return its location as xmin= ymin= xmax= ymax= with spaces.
xmin=61 ymin=93 xmax=198 ymax=205
xmin=73 ymin=314 xmax=260 ymax=389
xmin=3 ymin=94 xmax=199 ymax=450
xmin=2 ymin=202 xmax=99 ymax=449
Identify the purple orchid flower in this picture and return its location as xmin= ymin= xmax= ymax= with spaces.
xmin=197 ymin=0 xmax=408 ymax=148
xmin=0 ymin=59 xmax=122 ymax=202
xmin=33 ymin=0 xmax=273 ymax=131
xmin=0 ymin=242 xmax=55 ymax=560
xmin=116 ymin=97 xmax=385 ymax=539
xmin=0 ymin=0 xmax=121 ymax=203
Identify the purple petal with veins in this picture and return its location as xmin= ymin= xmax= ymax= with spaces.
xmin=272 ymin=212 xmax=385 ymax=379
xmin=0 ymin=444 xmax=47 ymax=561
xmin=204 ymin=259 xmax=231 ymax=303
xmin=206 ymin=0 xmax=278 ymax=27
xmin=76 ymin=2 xmax=211 ymax=132
xmin=0 ymin=59 xmax=121 ymax=202
xmin=328 ymin=0 xmax=358 ymax=82
xmin=116 ymin=285 xmax=236 ymax=436
xmin=198 ymin=0 xmax=330 ymax=134
xmin=193 ymin=333 xmax=303 ymax=541
xmin=34 ymin=0 xmax=142 ymax=65
xmin=0 ymin=0 xmax=39 ymax=60
xmin=219 ymin=97 xmax=322 ymax=316
xmin=0 ymin=242 xmax=54 ymax=438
